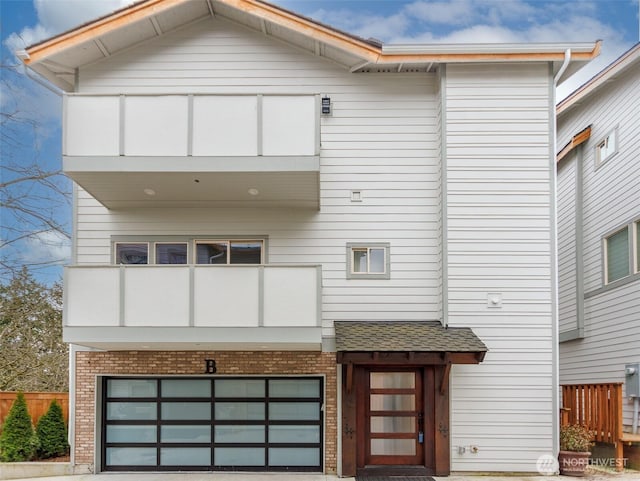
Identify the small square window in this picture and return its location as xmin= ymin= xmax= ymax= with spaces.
xmin=347 ymin=243 xmax=390 ymax=279
xmin=596 ymin=129 xmax=617 ymax=166
xmin=605 ymin=227 xmax=629 ymax=284
xmin=115 ymin=243 xmax=149 ymax=264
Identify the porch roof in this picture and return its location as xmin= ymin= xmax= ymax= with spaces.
xmin=334 ymin=321 xmax=487 ymax=360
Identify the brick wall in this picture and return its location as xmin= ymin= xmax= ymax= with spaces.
xmin=74 ymin=350 xmax=337 ymax=472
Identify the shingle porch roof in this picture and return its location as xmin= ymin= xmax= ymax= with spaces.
xmin=334 ymin=321 xmax=488 ymax=354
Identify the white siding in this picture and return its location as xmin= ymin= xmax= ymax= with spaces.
xmin=444 ymin=63 xmax=555 ymax=472
xmin=558 ymin=60 xmax=640 ymax=429
xmin=74 ymin=17 xmax=442 ymax=333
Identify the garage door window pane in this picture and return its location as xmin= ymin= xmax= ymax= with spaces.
xmin=215 ymin=447 xmax=265 ymax=466
xmin=269 ymin=447 xmax=319 ymax=466
xmin=215 ymin=402 xmax=265 ymax=420
xmin=106 ymin=447 xmax=156 ymax=466
xmin=107 ymin=425 xmax=157 ymax=443
xmin=215 ymin=425 xmax=265 ymax=443
xmin=269 ymin=425 xmax=319 ymax=443
xmin=161 ymin=402 xmax=211 ymax=420
xmin=215 ymin=379 xmax=265 ymax=397
xmin=161 ymin=425 xmax=211 ymax=443
xmin=269 ymin=379 xmax=319 ymax=398
xmin=162 ymin=379 xmax=211 ymax=397
xmin=107 ymin=402 xmax=156 ymax=420
xmin=161 ymin=448 xmax=210 ymax=466
xmin=107 ymin=379 xmax=157 ymax=397
xmin=270 ymin=402 xmax=319 ymax=420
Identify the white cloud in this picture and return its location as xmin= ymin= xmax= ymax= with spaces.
xmin=20 ymin=231 xmax=71 ymax=267
xmin=5 ymin=0 xmax=136 ymax=52
xmin=405 ymin=0 xmax=475 ymax=26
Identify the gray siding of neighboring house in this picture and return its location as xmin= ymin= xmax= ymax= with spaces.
xmin=558 ymin=60 xmax=640 ymax=428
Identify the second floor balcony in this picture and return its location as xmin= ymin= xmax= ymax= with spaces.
xmin=64 ymin=264 xmax=322 ymax=350
xmin=63 ymin=94 xmax=320 ymax=209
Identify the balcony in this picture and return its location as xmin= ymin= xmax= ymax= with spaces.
xmin=63 ymin=94 xmax=320 ymax=209
xmin=63 ymin=264 xmax=322 ymax=350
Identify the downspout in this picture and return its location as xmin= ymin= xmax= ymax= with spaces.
xmin=634 ymin=397 xmax=639 ymax=434
xmin=551 ymin=48 xmax=571 ymax=465
xmin=554 ymin=49 xmax=572 ymax=84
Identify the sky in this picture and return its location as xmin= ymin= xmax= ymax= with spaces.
xmin=1 ymin=0 xmax=639 ymax=283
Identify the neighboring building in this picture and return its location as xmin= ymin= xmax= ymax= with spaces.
xmin=557 ymin=44 xmax=640 ymax=432
xmin=20 ymin=0 xmax=599 ymax=475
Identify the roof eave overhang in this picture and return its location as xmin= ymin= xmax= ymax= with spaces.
xmin=336 ymin=351 xmax=486 ymax=365
xmin=21 ymin=0 xmax=601 ymax=91
xmin=557 ymin=42 xmax=640 ymax=117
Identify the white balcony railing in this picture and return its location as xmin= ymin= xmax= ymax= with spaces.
xmin=63 ymin=94 xmax=320 ymax=158
xmin=64 ymin=264 xmax=321 ymax=329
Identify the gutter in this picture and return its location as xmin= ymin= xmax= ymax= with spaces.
xmin=16 ymin=50 xmax=64 ymax=97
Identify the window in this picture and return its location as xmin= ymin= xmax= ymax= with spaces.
xmin=115 ymin=243 xmax=149 ymax=264
xmin=347 ymin=243 xmax=390 ymax=279
xmin=156 ymin=243 xmax=188 ymax=264
xmin=195 ymin=240 xmax=263 ymax=264
xmin=605 ymin=227 xmax=629 ymax=283
xmin=596 ymin=129 xmax=617 ymax=166
xmin=114 ymin=238 xmax=264 ymax=265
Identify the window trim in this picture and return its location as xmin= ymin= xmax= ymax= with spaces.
xmin=603 ymin=226 xmax=630 ymax=284
xmin=346 ymin=242 xmax=390 ymax=280
xmin=601 ymin=218 xmax=640 ymax=287
xmin=595 ymin=127 xmax=618 ymax=168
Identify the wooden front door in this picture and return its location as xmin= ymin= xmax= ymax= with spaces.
xmin=363 ymin=369 xmax=424 ymax=466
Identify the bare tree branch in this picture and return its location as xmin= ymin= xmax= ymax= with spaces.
xmin=1 ymin=62 xmax=70 ymax=280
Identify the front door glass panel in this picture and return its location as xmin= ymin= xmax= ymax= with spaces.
xmin=366 ymin=370 xmax=423 ymax=465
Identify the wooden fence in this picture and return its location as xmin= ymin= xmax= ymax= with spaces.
xmin=561 ymin=383 xmax=623 ymax=470
xmin=0 ymin=392 xmax=69 ymax=427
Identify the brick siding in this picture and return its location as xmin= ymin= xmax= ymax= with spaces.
xmin=74 ymin=350 xmax=337 ymax=472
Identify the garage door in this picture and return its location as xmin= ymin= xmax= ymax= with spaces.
xmin=101 ymin=376 xmax=323 ymax=471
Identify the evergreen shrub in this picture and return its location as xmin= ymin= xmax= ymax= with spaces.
xmin=0 ymin=392 xmax=39 ymax=462
xmin=36 ymin=400 xmax=69 ymax=459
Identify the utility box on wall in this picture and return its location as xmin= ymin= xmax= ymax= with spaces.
xmin=625 ymin=363 xmax=640 ymax=397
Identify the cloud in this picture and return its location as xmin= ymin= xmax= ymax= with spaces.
xmin=20 ymin=231 xmax=71 ymax=267
xmin=405 ymin=0 xmax=476 ymax=26
xmin=5 ymin=0 xmax=136 ymax=52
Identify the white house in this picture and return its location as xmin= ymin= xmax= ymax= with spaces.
xmin=557 ymin=43 xmax=640 ymax=437
xmin=20 ymin=0 xmax=599 ymax=475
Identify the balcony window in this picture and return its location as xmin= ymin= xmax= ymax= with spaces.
xmin=156 ymin=243 xmax=188 ymax=264
xmin=115 ymin=243 xmax=149 ymax=264
xmin=196 ymin=240 xmax=263 ymax=264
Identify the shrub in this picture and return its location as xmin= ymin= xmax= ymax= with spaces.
xmin=560 ymin=424 xmax=594 ymax=452
xmin=0 ymin=392 xmax=39 ymax=461
xmin=36 ymin=400 xmax=69 ymax=459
